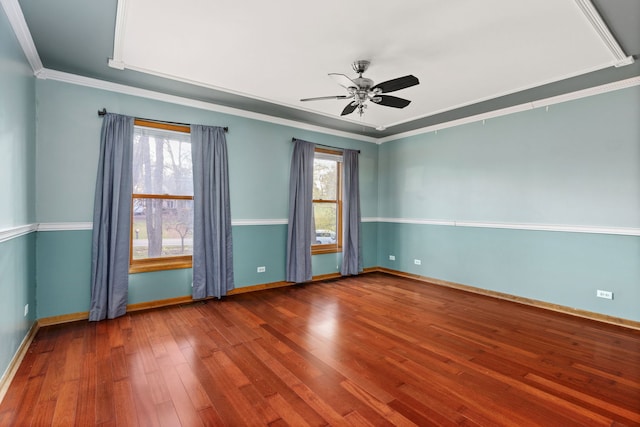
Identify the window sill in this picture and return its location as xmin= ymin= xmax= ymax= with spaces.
xmin=312 ymin=245 xmax=342 ymax=255
xmin=129 ymin=256 xmax=192 ymax=274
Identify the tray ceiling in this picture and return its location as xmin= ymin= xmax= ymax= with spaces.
xmin=109 ymin=0 xmax=630 ymax=131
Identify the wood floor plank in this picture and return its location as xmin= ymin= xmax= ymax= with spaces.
xmin=159 ymin=365 xmax=204 ymax=427
xmin=51 ymin=379 xmax=80 ymax=426
xmin=7 ymin=373 xmax=45 ymax=426
xmin=1 ymin=272 xmax=638 ymax=426
xmin=200 ymin=351 xmax=277 ymax=426
xmin=174 ymin=362 xmax=213 ymax=411
xmin=75 ymin=351 xmax=97 ymax=426
xmin=155 ymin=401 xmax=182 ymax=427
xmin=112 ymin=379 xmax=140 ymax=427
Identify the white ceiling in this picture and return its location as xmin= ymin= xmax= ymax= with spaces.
xmin=110 ymin=0 xmax=627 ymax=131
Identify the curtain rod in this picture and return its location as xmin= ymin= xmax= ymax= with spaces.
xmin=98 ymin=108 xmax=228 ymax=133
xmin=291 ymin=137 xmax=360 ymax=153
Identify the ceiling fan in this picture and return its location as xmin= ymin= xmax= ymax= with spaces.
xmin=300 ymin=60 xmax=419 ymax=117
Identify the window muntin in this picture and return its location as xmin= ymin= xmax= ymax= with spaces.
xmin=312 ymin=148 xmax=342 ymax=254
xmin=130 ymin=121 xmax=194 ymax=273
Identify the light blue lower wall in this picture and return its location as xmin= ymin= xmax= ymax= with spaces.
xmin=36 ymin=221 xmax=378 ymax=318
xmin=36 ymin=230 xmax=92 ymax=318
xmin=0 ymin=234 xmax=37 ymax=378
xmin=377 ymin=222 xmax=640 ymax=322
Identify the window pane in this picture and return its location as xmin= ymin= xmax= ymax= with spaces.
xmin=313 ymin=202 xmax=337 ymax=244
xmin=132 ymin=127 xmax=193 ymax=196
xmin=132 ymin=198 xmax=194 ymax=259
xmin=313 ymin=158 xmax=337 ymax=200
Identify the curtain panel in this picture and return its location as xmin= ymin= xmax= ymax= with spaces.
xmin=341 ymin=149 xmax=362 ymax=275
xmin=191 ymin=125 xmax=234 ymax=299
xmin=89 ymin=113 xmax=134 ymax=321
xmin=286 ymin=139 xmax=315 ymax=282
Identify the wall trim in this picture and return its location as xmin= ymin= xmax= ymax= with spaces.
xmin=0 ymin=321 xmax=39 ymax=405
xmin=35 ymin=269 xmax=383 ymax=327
xmin=0 ymin=224 xmax=38 ymax=243
xmin=35 ymin=267 xmax=638 ymax=332
xmin=376 ymin=218 xmax=640 ymax=237
xmin=231 ymin=219 xmax=288 ymax=226
xmin=37 ymin=311 xmax=89 ymax=327
xmin=33 ymin=219 xmax=640 ymax=236
xmin=37 ymin=222 xmax=93 ymax=232
xmin=375 ymin=267 xmax=640 ymax=331
xmin=36 ymin=220 xmax=292 ymax=229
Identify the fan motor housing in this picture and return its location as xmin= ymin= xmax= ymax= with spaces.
xmin=353 ymin=77 xmax=374 ymax=90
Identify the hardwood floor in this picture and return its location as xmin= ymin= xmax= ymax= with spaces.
xmin=1 ymin=272 xmax=639 ymax=426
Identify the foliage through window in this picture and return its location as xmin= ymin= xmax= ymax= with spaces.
xmin=312 ymin=148 xmax=342 ymax=254
xmin=130 ymin=120 xmax=193 ymax=273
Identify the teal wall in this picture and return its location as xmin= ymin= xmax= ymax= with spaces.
xmin=0 ymin=12 xmax=35 ymax=228
xmin=0 ymin=8 xmax=37 ymax=380
xmin=34 ymin=79 xmax=379 ymax=318
xmin=378 ymin=87 xmax=640 ymax=321
xmin=378 ymin=88 xmax=639 ymax=227
xmin=31 ymin=79 xmax=640 ymax=322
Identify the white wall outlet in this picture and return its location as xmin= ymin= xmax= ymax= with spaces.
xmin=389 ymin=255 xmax=395 ymax=261
xmin=24 ymin=304 xmax=29 ymax=317
xmin=596 ymin=289 xmax=613 ymax=300
xmin=414 ymin=259 xmax=421 ymax=265
xmin=257 ymin=266 xmax=266 ymax=273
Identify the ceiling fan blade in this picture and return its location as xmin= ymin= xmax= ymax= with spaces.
xmin=373 ymin=95 xmax=411 ymax=108
xmin=300 ymin=95 xmax=350 ymax=102
xmin=329 ymin=73 xmax=358 ymax=89
xmin=341 ymin=102 xmax=358 ymax=116
xmin=372 ymin=75 xmax=419 ymax=93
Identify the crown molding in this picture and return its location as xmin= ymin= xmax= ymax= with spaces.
xmin=0 ymin=0 xmax=43 ymax=75
xmin=379 ymin=75 xmax=640 ymax=144
xmin=574 ymin=0 xmax=635 ymax=67
xmin=39 ymin=69 xmax=378 ymax=144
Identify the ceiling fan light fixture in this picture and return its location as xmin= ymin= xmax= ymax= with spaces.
xmin=301 ymin=60 xmax=419 ymax=117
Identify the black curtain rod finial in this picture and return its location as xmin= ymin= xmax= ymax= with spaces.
xmin=98 ymin=108 xmax=107 ymax=116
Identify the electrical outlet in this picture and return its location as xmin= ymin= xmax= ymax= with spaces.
xmin=414 ymin=259 xmax=421 ymax=265
xmin=257 ymin=266 xmax=266 ymax=273
xmin=596 ymin=289 xmax=613 ymax=300
xmin=389 ymin=255 xmax=395 ymax=261
xmin=24 ymin=304 xmax=29 ymax=317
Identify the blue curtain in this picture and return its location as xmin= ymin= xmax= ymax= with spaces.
xmin=341 ymin=149 xmax=362 ymax=275
xmin=191 ymin=125 xmax=234 ymax=299
xmin=286 ymin=139 xmax=315 ymax=282
xmin=89 ymin=113 xmax=134 ymax=321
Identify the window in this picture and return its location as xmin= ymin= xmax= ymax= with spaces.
xmin=312 ymin=148 xmax=342 ymax=254
xmin=130 ymin=120 xmax=193 ymax=273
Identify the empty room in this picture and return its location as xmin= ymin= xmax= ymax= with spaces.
xmin=1 ymin=0 xmax=639 ymax=425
